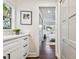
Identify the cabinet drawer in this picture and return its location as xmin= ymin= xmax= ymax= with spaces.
xmin=23 ymin=44 xmax=28 ymax=48
xmin=3 ymin=42 xmax=20 ymax=53
xmin=23 ymin=52 xmax=28 ymax=59
xmin=21 ymin=37 xmax=29 ymax=46
xmin=22 ymin=47 xmax=28 ymax=58
xmin=22 ymin=36 xmax=28 ymax=41
xmin=21 ymin=41 xmax=28 ymax=47
xmin=23 ymin=45 xmax=28 ymax=53
xmin=3 ymin=39 xmax=19 ymax=46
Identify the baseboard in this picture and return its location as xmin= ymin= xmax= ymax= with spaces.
xmin=28 ymin=52 xmax=38 ymax=57
xmin=55 ymin=52 xmax=59 ymax=59
xmin=26 ymin=57 xmax=40 ymax=59
xmin=61 ymin=55 xmax=66 ymax=59
xmin=56 ymin=56 xmax=58 ymax=59
xmin=55 ymin=52 xmax=62 ymax=59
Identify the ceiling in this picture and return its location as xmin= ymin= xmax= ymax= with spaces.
xmin=37 ymin=0 xmax=58 ymax=2
xmin=39 ymin=7 xmax=56 ymax=25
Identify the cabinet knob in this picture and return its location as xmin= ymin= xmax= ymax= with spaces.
xmin=23 ymin=53 xmax=27 ymax=57
xmin=3 ymin=56 xmax=6 ymax=59
xmin=24 ymin=44 xmax=27 ymax=47
xmin=8 ymin=53 xmax=10 ymax=59
xmin=24 ymin=38 xmax=27 ymax=40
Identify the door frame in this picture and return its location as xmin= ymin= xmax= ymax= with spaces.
xmin=38 ymin=5 xmax=60 ymax=59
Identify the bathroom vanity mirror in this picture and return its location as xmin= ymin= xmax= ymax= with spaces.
xmin=3 ymin=0 xmax=15 ymax=30
xmin=3 ymin=3 xmax=12 ymax=29
xmin=3 ymin=0 xmax=16 ymax=35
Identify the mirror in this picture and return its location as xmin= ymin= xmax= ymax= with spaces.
xmin=3 ymin=3 xmax=12 ymax=29
xmin=3 ymin=0 xmax=16 ymax=31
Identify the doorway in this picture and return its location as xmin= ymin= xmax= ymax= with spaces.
xmin=39 ymin=7 xmax=56 ymax=46
xmin=39 ymin=7 xmax=57 ymax=59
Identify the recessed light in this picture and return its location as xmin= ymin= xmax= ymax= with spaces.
xmin=39 ymin=25 xmax=42 ymax=28
xmin=48 ymin=10 xmax=51 ymax=13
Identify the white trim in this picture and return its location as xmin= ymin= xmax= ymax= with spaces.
xmin=28 ymin=52 xmax=38 ymax=57
xmin=56 ymin=52 xmax=59 ymax=59
xmin=56 ymin=2 xmax=61 ymax=59
xmin=55 ymin=4 xmax=58 ymax=58
xmin=38 ymin=5 xmax=58 ymax=53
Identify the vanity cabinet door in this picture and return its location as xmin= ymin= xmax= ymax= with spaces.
xmin=3 ymin=35 xmax=29 ymax=59
xmin=9 ymin=47 xmax=20 ymax=59
xmin=3 ymin=47 xmax=20 ymax=59
xmin=3 ymin=38 xmax=21 ymax=59
xmin=3 ymin=53 xmax=7 ymax=59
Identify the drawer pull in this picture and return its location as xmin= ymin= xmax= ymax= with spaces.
xmin=23 ymin=53 xmax=27 ymax=57
xmin=24 ymin=38 xmax=27 ymax=40
xmin=24 ymin=44 xmax=27 ymax=47
xmin=3 ymin=56 xmax=6 ymax=59
xmin=8 ymin=53 xmax=10 ymax=59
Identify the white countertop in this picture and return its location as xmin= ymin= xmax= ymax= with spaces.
xmin=3 ymin=33 xmax=30 ymax=42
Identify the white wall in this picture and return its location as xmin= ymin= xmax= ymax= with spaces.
xmin=56 ymin=1 xmax=61 ymax=59
xmin=15 ymin=0 xmax=57 ymax=57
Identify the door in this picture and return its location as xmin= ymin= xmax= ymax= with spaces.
xmin=60 ymin=0 xmax=76 ymax=59
xmin=60 ymin=0 xmax=69 ymax=59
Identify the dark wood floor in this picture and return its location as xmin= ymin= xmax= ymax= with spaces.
xmin=27 ymin=40 xmax=57 ymax=59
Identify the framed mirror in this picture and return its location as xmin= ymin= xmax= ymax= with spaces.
xmin=3 ymin=3 xmax=12 ymax=29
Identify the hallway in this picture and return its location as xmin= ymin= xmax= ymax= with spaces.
xmin=3 ymin=0 xmax=76 ymax=59
xmin=27 ymin=40 xmax=57 ymax=59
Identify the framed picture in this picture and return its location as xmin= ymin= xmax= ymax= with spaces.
xmin=20 ymin=11 xmax=32 ymax=25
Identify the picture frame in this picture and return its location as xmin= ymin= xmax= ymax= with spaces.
xmin=20 ymin=11 xmax=32 ymax=25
